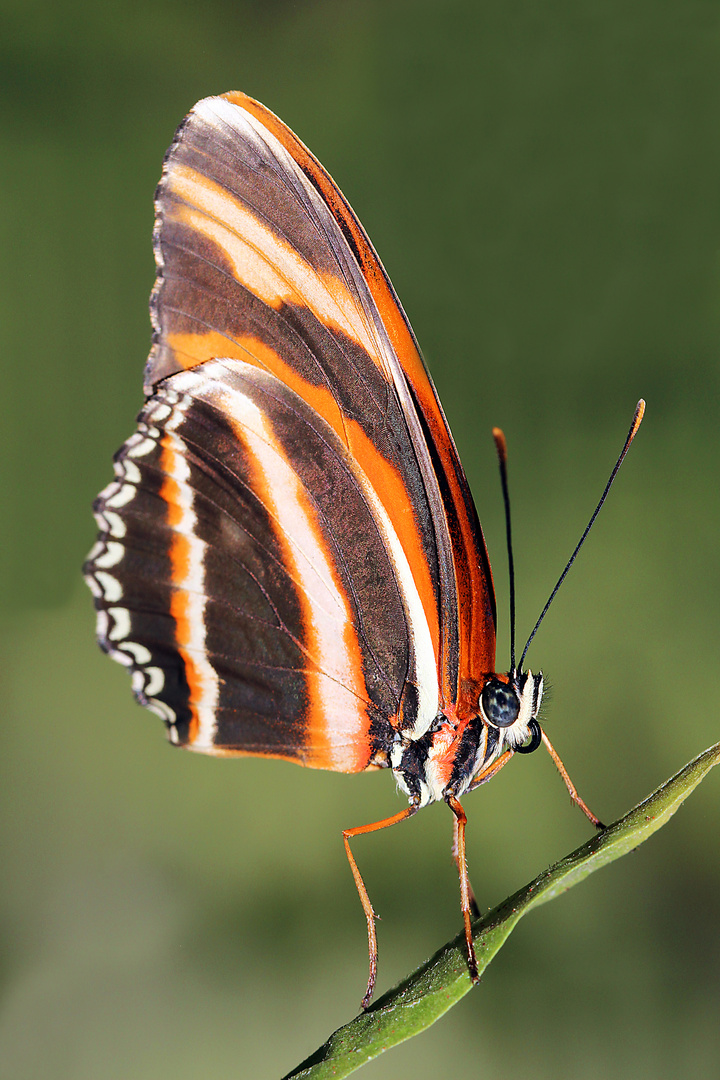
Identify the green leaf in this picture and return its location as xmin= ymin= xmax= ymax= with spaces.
xmin=284 ymin=741 xmax=720 ymax=1080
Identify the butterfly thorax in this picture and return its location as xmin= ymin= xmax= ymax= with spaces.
xmin=390 ymin=670 xmax=544 ymax=807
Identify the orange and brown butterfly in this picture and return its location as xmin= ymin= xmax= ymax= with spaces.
xmin=84 ymin=92 xmax=644 ymax=1007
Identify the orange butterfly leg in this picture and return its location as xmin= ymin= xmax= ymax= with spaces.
xmin=467 ymin=747 xmax=514 ymax=792
xmin=343 ymin=805 xmax=418 ymax=1009
xmin=541 ymin=729 xmax=605 ymax=829
xmin=448 ymin=748 xmax=516 ymax=980
xmin=451 ymin=813 xmax=480 ymax=918
xmin=445 ymin=794 xmax=480 ymax=984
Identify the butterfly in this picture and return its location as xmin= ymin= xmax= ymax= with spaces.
xmin=84 ymin=92 xmax=643 ymax=1007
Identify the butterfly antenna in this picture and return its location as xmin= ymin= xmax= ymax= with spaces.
xmin=519 ymin=399 xmax=645 ymax=672
xmin=493 ymin=428 xmax=516 ymax=673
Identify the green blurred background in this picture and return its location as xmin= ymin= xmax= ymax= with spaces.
xmin=1 ymin=1 xmax=719 ymax=1076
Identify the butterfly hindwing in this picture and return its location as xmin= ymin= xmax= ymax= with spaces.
xmin=88 ymin=357 xmax=441 ymax=764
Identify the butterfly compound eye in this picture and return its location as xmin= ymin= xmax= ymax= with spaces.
xmin=480 ymin=678 xmax=520 ymax=728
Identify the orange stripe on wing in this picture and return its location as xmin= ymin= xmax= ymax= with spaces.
xmin=207 ymin=382 xmax=373 ymax=772
xmin=160 ymin=422 xmax=219 ymax=750
xmin=164 ymin=163 xmax=386 ymax=370
xmin=165 ymin=328 xmax=253 ymax=373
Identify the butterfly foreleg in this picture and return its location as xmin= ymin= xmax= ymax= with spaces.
xmin=466 ymin=747 xmax=515 ymax=793
xmin=540 ymin=729 xmax=605 ymax=829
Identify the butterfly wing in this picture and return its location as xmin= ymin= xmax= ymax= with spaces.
xmin=85 ymin=93 xmax=496 ymax=765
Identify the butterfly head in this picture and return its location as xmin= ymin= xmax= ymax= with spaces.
xmin=478 ymin=670 xmax=544 ymax=755
xmin=391 ymin=670 xmax=545 ymax=808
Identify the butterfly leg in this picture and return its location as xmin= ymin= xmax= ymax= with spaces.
xmin=467 ymin=747 xmax=514 ymax=792
xmin=445 ymin=794 xmax=480 ymax=984
xmin=343 ymin=804 xmax=418 ymax=1009
xmin=446 ymin=749 xmax=517 ymax=982
xmin=541 ymin=729 xmax=605 ymax=829
xmin=451 ymin=813 xmax=480 ymax=918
